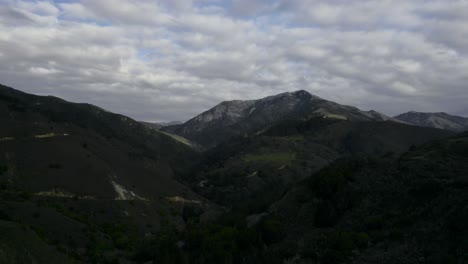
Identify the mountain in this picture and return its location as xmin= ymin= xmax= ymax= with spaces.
xmin=0 ymin=84 xmax=214 ymax=262
xmin=163 ymin=90 xmax=399 ymax=148
xmin=394 ymin=111 xmax=468 ymax=132
xmin=1 ymin=84 xmax=466 ymax=263
xmin=140 ymin=121 xmax=182 ymax=130
xmin=136 ymin=131 xmax=468 ymax=264
xmin=0 ymin=84 xmax=200 ymax=200
xmin=184 ymin=117 xmax=453 ymax=213
xmin=160 ymin=120 xmax=183 ymax=126
xmin=140 ymin=121 xmax=164 ymax=130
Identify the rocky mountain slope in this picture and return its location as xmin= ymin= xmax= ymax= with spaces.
xmin=163 ymin=90 xmax=399 ymax=148
xmin=394 ymin=111 xmax=468 ymax=132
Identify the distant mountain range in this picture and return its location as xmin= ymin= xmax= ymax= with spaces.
xmin=162 ymin=90 xmax=400 ymax=148
xmin=394 ymin=111 xmax=468 ymax=132
xmin=161 ymin=91 xmax=468 ymax=148
xmin=140 ymin=121 xmax=182 ymax=130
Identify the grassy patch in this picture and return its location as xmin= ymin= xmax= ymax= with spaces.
xmin=244 ymin=152 xmax=296 ymax=163
xmin=34 ymin=133 xmax=57 ymax=138
xmin=159 ymin=131 xmax=194 ymax=148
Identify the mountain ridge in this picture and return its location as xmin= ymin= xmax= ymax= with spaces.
xmin=394 ymin=111 xmax=468 ymax=132
xmin=162 ymin=90 xmax=399 ymax=148
xmin=0 ymin=83 xmax=201 ymax=200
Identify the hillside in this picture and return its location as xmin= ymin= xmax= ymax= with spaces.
xmin=0 ymin=84 xmax=214 ymax=262
xmin=266 ymin=132 xmax=468 ymax=263
xmin=182 ymin=117 xmax=453 ymax=213
xmin=143 ymin=132 xmax=467 ymax=264
xmin=0 ymin=84 xmax=201 ymax=199
xmin=394 ymin=111 xmax=468 ymax=132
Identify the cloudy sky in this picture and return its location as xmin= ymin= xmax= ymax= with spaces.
xmin=1 ymin=0 xmax=467 ymax=122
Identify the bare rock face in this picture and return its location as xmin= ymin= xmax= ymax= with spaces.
xmin=394 ymin=111 xmax=468 ymax=132
xmin=190 ymin=100 xmax=256 ymax=129
xmin=163 ymin=90 xmax=395 ymax=148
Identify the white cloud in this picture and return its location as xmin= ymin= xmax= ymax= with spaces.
xmin=29 ymin=66 xmax=61 ymax=75
xmin=0 ymin=0 xmax=467 ymax=122
xmin=393 ymin=59 xmax=422 ymax=74
xmin=79 ymin=0 xmax=173 ymax=26
xmin=391 ymin=81 xmax=417 ymax=95
xmin=17 ymin=0 xmax=59 ymax=16
xmin=59 ymin=3 xmax=98 ymax=21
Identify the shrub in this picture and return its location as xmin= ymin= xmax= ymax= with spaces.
xmin=20 ymin=191 xmax=32 ymax=200
xmin=321 ymin=231 xmax=370 ymax=263
xmin=257 ymin=218 xmax=284 ymax=245
xmin=314 ymin=200 xmax=339 ymax=227
xmin=364 ymin=215 xmax=385 ymax=230
xmin=48 ymin=163 xmax=63 ymax=169
xmin=0 ymin=165 xmax=7 ymax=175
xmin=0 ymin=210 xmax=11 ymax=220
xmin=33 ymin=211 xmax=40 ymax=218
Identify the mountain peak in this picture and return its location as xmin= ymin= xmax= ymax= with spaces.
xmin=292 ymin=90 xmax=324 ymax=100
xmin=274 ymin=89 xmax=320 ymax=99
xmin=256 ymin=90 xmax=322 ymax=105
xmin=291 ymin=89 xmax=310 ymax=96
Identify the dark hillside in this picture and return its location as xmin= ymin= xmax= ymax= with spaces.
xmin=180 ymin=118 xmax=452 ymax=213
xmin=0 ymin=83 xmax=199 ymax=199
xmin=129 ymin=132 xmax=467 ymax=263
xmin=0 ymin=84 xmax=215 ymax=262
xmin=266 ymin=132 xmax=468 ymax=263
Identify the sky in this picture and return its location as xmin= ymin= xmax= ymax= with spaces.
xmin=0 ymin=0 xmax=467 ymax=122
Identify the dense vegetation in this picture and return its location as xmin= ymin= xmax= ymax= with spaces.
xmin=139 ymin=132 xmax=468 ymax=263
xmin=0 ymin=84 xmax=466 ymax=263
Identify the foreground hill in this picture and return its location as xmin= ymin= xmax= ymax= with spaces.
xmin=0 ymin=84 xmax=213 ymax=262
xmin=394 ymin=111 xmax=468 ymax=132
xmin=144 ymin=132 xmax=467 ymax=264
xmin=267 ymin=132 xmax=468 ymax=263
xmin=163 ymin=90 xmax=399 ymax=148
xmin=0 ymin=84 xmax=199 ymax=199
xmin=183 ymin=117 xmax=453 ymax=213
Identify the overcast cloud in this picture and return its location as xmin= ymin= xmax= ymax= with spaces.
xmin=0 ymin=0 xmax=467 ymax=121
